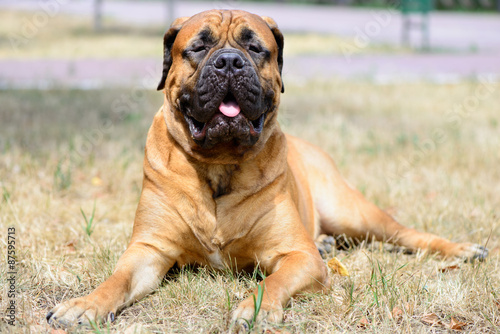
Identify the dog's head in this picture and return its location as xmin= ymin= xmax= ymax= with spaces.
xmin=157 ymin=10 xmax=284 ymax=163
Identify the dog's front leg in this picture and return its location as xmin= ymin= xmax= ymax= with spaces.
xmin=232 ymin=246 xmax=329 ymax=325
xmin=47 ymin=242 xmax=174 ymax=327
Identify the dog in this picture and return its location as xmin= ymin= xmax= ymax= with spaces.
xmin=47 ymin=9 xmax=488 ymax=327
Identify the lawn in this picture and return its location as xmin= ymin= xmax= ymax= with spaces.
xmin=0 ymin=78 xmax=499 ymax=333
xmin=0 ymin=10 xmax=406 ymax=60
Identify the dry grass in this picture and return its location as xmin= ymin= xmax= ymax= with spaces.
xmin=0 ymin=79 xmax=499 ymax=333
xmin=0 ymin=10 xmax=405 ymax=59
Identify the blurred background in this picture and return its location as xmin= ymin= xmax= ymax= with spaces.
xmin=1 ymin=0 xmax=499 ymax=88
xmin=1 ymin=0 xmax=499 ymax=160
xmin=1 ymin=1 xmax=499 ymax=332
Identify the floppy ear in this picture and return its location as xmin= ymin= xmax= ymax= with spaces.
xmin=157 ymin=17 xmax=190 ymax=91
xmin=260 ymin=16 xmax=284 ymax=93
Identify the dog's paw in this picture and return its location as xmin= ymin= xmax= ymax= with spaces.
xmin=459 ymin=243 xmax=489 ymax=262
xmin=231 ymin=296 xmax=283 ymax=328
xmin=47 ymin=295 xmax=116 ymax=328
xmin=315 ymin=234 xmax=336 ymax=258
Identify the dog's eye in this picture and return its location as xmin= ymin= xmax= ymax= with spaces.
xmin=192 ymin=45 xmax=206 ymax=53
xmin=182 ymin=43 xmax=208 ymax=60
xmin=248 ymin=44 xmax=262 ymax=53
xmin=187 ymin=40 xmax=208 ymax=54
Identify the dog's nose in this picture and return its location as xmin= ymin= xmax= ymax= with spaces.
xmin=214 ymin=52 xmax=245 ymax=73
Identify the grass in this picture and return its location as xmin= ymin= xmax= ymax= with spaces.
xmin=249 ymin=274 xmax=266 ymax=330
xmin=0 ymin=10 xmax=408 ymax=59
xmin=81 ymin=200 xmax=97 ymax=238
xmin=0 ymin=79 xmax=499 ymax=333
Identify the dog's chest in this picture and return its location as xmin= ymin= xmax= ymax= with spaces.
xmin=205 ymin=164 xmax=237 ymax=199
xmin=203 ymin=236 xmax=253 ymax=270
xmin=206 ymin=248 xmax=225 ymax=269
xmin=203 ymin=235 xmax=234 ymax=269
xmin=194 ymin=165 xmax=258 ymax=269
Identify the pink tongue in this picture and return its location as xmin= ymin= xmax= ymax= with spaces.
xmin=219 ymin=101 xmax=240 ymax=117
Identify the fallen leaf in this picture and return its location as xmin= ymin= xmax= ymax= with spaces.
xmin=357 ymin=317 xmax=370 ymax=328
xmin=469 ymin=207 xmax=481 ymax=219
xmin=421 ymin=313 xmax=442 ymax=326
xmin=63 ymin=239 xmax=78 ymax=251
xmin=124 ymin=324 xmax=144 ymax=334
xmin=24 ymin=324 xmax=45 ymax=332
xmin=391 ymin=306 xmax=403 ymax=320
xmin=91 ymin=176 xmax=103 ymax=186
xmin=63 ymin=239 xmax=76 ymax=247
xmin=51 ymin=329 xmax=67 ymax=334
xmin=327 ymin=257 xmax=349 ymax=276
xmin=439 ymin=264 xmax=460 ymax=273
xmin=404 ymin=302 xmax=414 ymax=315
xmin=426 ymin=192 xmax=438 ymax=201
xmin=447 ymin=317 xmax=467 ymax=330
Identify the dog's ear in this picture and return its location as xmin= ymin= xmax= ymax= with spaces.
xmin=157 ymin=17 xmax=190 ymax=91
xmin=261 ymin=16 xmax=284 ymax=93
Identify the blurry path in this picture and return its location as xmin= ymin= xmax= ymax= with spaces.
xmin=2 ymin=53 xmax=499 ymax=89
xmin=1 ymin=0 xmax=499 ymax=88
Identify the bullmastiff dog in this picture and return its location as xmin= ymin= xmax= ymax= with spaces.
xmin=47 ymin=9 xmax=488 ymax=327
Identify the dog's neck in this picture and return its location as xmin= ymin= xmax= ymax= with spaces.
xmin=146 ymin=108 xmax=288 ymax=202
xmin=205 ymin=164 xmax=237 ymax=199
xmin=199 ymin=128 xmax=287 ymax=201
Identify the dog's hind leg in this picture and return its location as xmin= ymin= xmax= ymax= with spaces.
xmin=315 ymin=184 xmax=487 ymax=260
xmin=288 ymin=135 xmax=488 ymax=260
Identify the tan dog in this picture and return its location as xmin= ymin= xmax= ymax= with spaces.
xmin=47 ymin=9 xmax=487 ymax=327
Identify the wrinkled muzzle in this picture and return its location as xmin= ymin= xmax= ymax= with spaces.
xmin=179 ymin=49 xmax=272 ymax=149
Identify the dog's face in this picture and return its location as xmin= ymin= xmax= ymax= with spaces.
xmin=157 ymin=10 xmax=284 ymax=163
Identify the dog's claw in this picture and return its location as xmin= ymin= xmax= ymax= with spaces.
xmin=241 ymin=321 xmax=249 ymax=331
xmin=46 ymin=312 xmax=53 ymax=322
xmin=316 ymin=235 xmax=336 ymax=258
xmin=324 ymin=236 xmax=336 ymax=246
xmin=109 ymin=312 xmax=115 ymax=322
xmin=462 ymin=244 xmax=489 ymax=262
xmin=466 ymin=245 xmax=489 ymax=262
xmin=233 ymin=318 xmax=250 ymax=333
